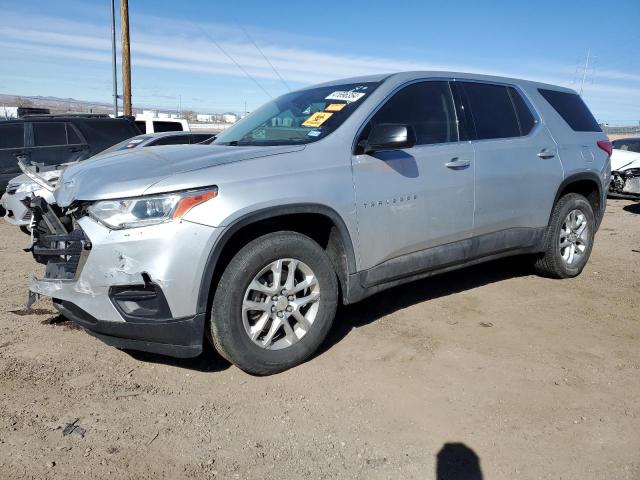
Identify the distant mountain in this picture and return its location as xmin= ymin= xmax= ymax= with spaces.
xmin=0 ymin=93 xmax=122 ymax=115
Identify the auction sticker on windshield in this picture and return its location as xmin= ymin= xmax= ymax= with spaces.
xmin=302 ymin=111 xmax=333 ymax=128
xmin=325 ymin=103 xmax=346 ymax=112
xmin=325 ymin=91 xmax=366 ymax=103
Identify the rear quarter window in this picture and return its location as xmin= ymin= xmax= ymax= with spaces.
xmin=0 ymin=123 xmax=24 ymax=148
xmin=538 ymin=89 xmax=601 ymax=132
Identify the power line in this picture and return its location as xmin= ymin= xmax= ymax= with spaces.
xmin=200 ymin=29 xmax=273 ymax=99
xmin=237 ymin=23 xmax=291 ymax=92
xmin=579 ymin=48 xmax=591 ymax=96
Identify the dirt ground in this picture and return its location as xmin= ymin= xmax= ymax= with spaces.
xmin=0 ymin=199 xmax=639 ymax=480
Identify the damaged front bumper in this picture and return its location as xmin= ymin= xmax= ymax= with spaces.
xmin=28 ymin=198 xmax=221 ymax=358
xmin=609 ymin=168 xmax=640 ymax=199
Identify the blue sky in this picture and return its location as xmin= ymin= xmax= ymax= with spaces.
xmin=1 ymin=0 xmax=639 ymax=124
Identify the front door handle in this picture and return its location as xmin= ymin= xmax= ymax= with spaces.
xmin=445 ymin=157 xmax=471 ymax=170
xmin=537 ymin=149 xmax=556 ymax=159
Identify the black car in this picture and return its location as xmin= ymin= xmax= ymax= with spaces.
xmin=0 ymin=115 xmax=141 ymax=194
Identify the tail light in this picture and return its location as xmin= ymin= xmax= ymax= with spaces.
xmin=597 ymin=140 xmax=612 ymax=157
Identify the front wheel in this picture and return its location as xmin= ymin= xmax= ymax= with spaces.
xmin=209 ymin=232 xmax=338 ymax=375
xmin=534 ymin=193 xmax=595 ymax=278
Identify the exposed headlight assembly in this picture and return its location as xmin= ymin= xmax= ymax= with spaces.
xmin=88 ymin=188 xmax=217 ymax=229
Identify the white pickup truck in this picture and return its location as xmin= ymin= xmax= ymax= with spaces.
xmin=134 ymin=116 xmax=189 ymax=133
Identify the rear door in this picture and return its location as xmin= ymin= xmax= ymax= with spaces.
xmin=459 ymin=81 xmax=563 ymax=238
xmin=28 ymin=122 xmax=89 ymax=167
xmin=0 ymin=122 xmax=27 ymax=191
xmin=352 ymin=80 xmax=475 ymax=273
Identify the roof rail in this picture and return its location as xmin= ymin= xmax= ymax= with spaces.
xmin=22 ymin=113 xmax=110 ymax=119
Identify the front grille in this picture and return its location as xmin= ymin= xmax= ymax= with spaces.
xmin=34 ymin=228 xmax=89 ymax=280
xmin=22 ymin=210 xmax=32 ymax=222
xmin=29 ymin=197 xmax=91 ymax=280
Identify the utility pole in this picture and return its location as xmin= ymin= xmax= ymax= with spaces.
xmin=579 ymin=48 xmax=591 ymax=96
xmin=110 ymin=0 xmax=118 ymax=116
xmin=120 ymin=0 xmax=132 ymax=115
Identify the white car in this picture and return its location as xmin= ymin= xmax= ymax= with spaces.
xmin=2 ymin=131 xmax=215 ymax=233
xmin=1 ymin=174 xmax=55 ymax=233
xmin=609 ymin=148 xmax=640 ymax=199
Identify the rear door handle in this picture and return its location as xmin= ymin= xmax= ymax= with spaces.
xmin=445 ymin=157 xmax=471 ymax=170
xmin=69 ymin=147 xmax=84 ymax=152
xmin=537 ymin=149 xmax=556 ymax=159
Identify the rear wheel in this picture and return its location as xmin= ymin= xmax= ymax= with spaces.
xmin=209 ymin=232 xmax=338 ymax=375
xmin=534 ymin=193 xmax=595 ymax=278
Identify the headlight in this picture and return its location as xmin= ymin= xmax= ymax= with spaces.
xmin=88 ymin=188 xmax=217 ymax=229
xmin=16 ymin=182 xmax=41 ymax=194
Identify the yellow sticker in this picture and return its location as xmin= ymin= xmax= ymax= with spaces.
xmin=325 ymin=103 xmax=346 ymax=112
xmin=302 ymin=111 xmax=333 ymax=128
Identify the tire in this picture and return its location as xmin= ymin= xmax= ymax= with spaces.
xmin=20 ymin=225 xmax=31 ymax=235
xmin=534 ymin=193 xmax=595 ymax=278
xmin=209 ymin=231 xmax=338 ymax=375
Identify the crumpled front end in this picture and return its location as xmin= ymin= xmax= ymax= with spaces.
xmin=609 ymin=168 xmax=640 ymax=199
xmin=27 ymin=196 xmax=221 ymax=358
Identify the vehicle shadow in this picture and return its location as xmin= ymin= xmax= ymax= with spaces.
xmin=70 ymin=256 xmax=531 ymax=374
xmin=623 ymin=202 xmax=640 ymax=214
xmin=436 ymin=442 xmax=483 ymax=480
xmin=124 ymin=339 xmax=231 ymax=372
xmin=318 ymin=256 xmax=533 ymax=356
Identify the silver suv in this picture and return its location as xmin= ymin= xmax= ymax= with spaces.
xmin=28 ymin=72 xmax=611 ymax=374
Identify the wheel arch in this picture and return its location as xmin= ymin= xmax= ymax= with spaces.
xmin=552 ymin=172 xmax=603 ymax=227
xmin=196 ymin=203 xmax=357 ymax=315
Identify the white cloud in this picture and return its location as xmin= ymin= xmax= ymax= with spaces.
xmin=0 ymin=10 xmax=638 ymax=122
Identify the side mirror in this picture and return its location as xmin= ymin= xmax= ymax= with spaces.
xmin=361 ymin=123 xmax=416 ymax=154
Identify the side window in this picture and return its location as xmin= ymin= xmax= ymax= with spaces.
xmin=135 ymin=121 xmax=148 ymax=133
xmin=153 ymin=121 xmax=183 ymax=133
xmin=367 ymin=81 xmax=458 ymax=146
xmin=0 ymin=123 xmax=24 ymax=149
xmin=508 ymin=87 xmax=536 ymax=135
xmin=190 ymin=134 xmax=214 ymax=143
xmin=461 ymin=82 xmax=520 ymax=140
xmin=149 ymin=135 xmax=189 ymax=146
xmin=538 ymin=89 xmax=600 ymax=132
xmin=33 ymin=122 xmax=67 ymax=146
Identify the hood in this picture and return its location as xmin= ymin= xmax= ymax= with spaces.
xmin=611 ymin=149 xmax=640 ymax=172
xmin=54 ymin=144 xmax=304 ymax=207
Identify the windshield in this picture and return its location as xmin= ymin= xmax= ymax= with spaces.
xmin=214 ymin=82 xmax=381 ymax=146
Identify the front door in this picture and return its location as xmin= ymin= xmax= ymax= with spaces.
xmin=352 ymin=80 xmax=475 ymax=273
